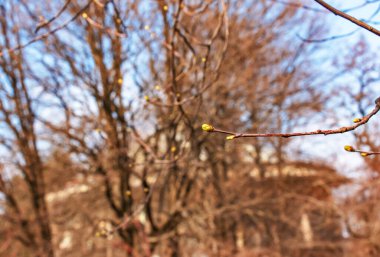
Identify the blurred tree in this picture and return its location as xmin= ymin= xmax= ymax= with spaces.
xmin=0 ymin=1 xmax=379 ymax=257
xmin=0 ymin=2 xmax=54 ymax=256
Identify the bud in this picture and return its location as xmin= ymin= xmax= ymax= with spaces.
xmin=344 ymin=145 xmax=355 ymax=152
xmin=82 ymin=13 xmax=88 ymax=19
xmin=360 ymin=152 xmax=369 ymax=157
xmin=226 ymin=135 xmax=235 ymax=140
xmin=353 ymin=118 xmax=362 ymax=123
xmin=144 ymin=95 xmax=149 ymax=101
xmin=201 ymin=124 xmax=214 ymax=132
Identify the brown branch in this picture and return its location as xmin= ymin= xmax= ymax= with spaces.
xmin=314 ymin=0 xmax=380 ymax=37
xmin=84 ymin=15 xmax=128 ymax=38
xmin=34 ymin=0 xmax=72 ymax=33
xmin=104 ymin=166 xmax=165 ymax=238
xmin=202 ymin=96 xmax=380 ymax=139
xmin=0 ymin=1 xmax=92 ymax=57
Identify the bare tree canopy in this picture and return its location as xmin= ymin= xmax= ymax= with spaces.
xmin=0 ymin=1 xmax=379 ymax=257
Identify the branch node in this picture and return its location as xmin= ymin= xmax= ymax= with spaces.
xmin=375 ymin=97 xmax=380 ymax=107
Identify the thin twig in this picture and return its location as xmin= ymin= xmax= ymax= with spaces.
xmin=0 ymin=1 xmax=92 ymax=57
xmin=35 ymin=0 xmax=72 ymax=33
xmin=297 ymin=29 xmax=359 ymax=43
xmin=203 ymin=97 xmax=380 ymax=139
xmin=271 ymin=0 xmax=327 ymax=13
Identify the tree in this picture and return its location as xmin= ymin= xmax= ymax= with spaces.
xmin=0 ymin=2 xmax=54 ymax=256
xmin=1 ymin=0 xmax=379 ymax=257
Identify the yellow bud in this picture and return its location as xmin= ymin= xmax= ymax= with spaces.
xmin=171 ymin=146 xmax=176 ymax=152
xmin=144 ymin=25 xmax=150 ymax=31
xmin=125 ymin=190 xmax=131 ymax=196
xmin=353 ymin=118 xmax=362 ymax=123
xmin=226 ymin=135 xmax=235 ymax=140
xmin=202 ymin=124 xmax=214 ymax=132
xmin=360 ymin=152 xmax=369 ymax=157
xmin=144 ymin=188 xmax=149 ymax=193
xmin=163 ymin=5 xmax=168 ymax=11
xmin=116 ymin=18 xmax=121 ymax=24
xmin=201 ymin=57 xmax=206 ymax=63
xmin=344 ymin=145 xmax=355 ymax=152
xmin=155 ymin=85 xmax=161 ymax=90
xmin=117 ymin=78 xmax=123 ymax=85
xmin=144 ymin=95 xmax=149 ymax=101
xmin=82 ymin=13 xmax=88 ymax=19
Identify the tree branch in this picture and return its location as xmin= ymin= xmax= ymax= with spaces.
xmin=202 ymin=96 xmax=380 ymax=139
xmin=314 ymin=0 xmax=380 ymax=37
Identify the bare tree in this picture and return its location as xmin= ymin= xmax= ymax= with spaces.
xmin=0 ymin=2 xmax=54 ymax=256
xmin=1 ymin=0 xmax=379 ymax=257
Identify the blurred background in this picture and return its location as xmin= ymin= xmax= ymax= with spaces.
xmin=0 ymin=0 xmax=380 ymax=256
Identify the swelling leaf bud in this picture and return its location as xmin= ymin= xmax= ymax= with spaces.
xmin=202 ymin=124 xmax=214 ymax=132
xmin=344 ymin=145 xmax=355 ymax=152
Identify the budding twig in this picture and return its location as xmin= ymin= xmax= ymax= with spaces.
xmin=344 ymin=145 xmax=380 ymax=157
xmin=202 ymin=97 xmax=380 ymax=139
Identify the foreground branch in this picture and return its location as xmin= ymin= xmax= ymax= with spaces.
xmin=202 ymin=97 xmax=380 ymax=139
xmin=314 ymin=0 xmax=380 ymax=37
